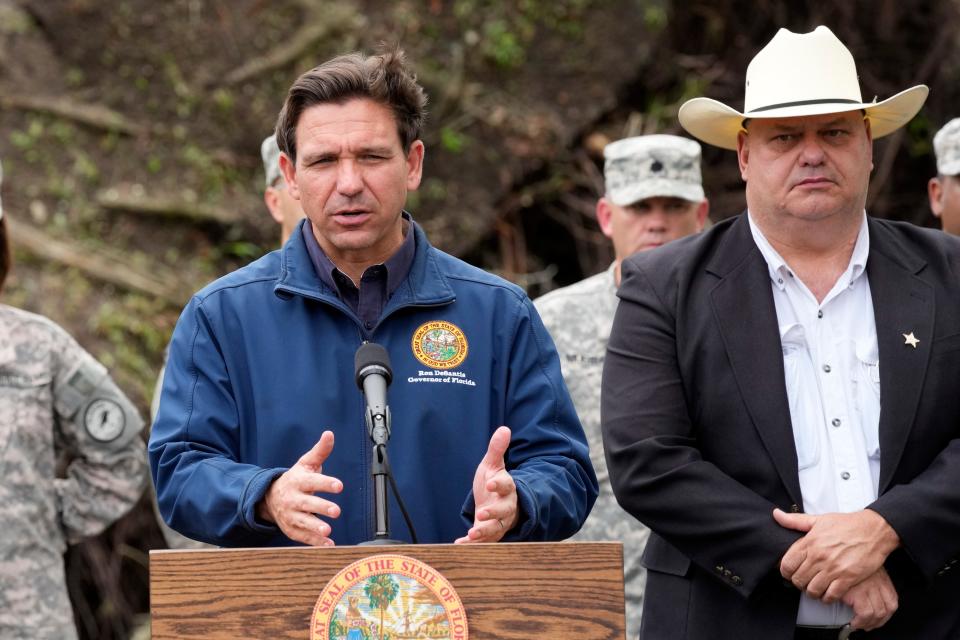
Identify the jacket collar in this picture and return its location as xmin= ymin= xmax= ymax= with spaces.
xmin=273 ymin=216 xmax=456 ymax=309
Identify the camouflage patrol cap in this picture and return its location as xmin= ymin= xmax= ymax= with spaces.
xmin=603 ymin=134 xmax=705 ymax=207
xmin=261 ymin=134 xmax=283 ymax=188
xmin=933 ymin=118 xmax=960 ymax=176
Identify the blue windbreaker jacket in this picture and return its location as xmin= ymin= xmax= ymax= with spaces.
xmin=149 ymin=219 xmax=597 ymax=546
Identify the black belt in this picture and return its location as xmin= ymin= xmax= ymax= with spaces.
xmin=794 ymin=626 xmax=862 ymax=640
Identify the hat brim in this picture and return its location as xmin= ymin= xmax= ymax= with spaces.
xmin=679 ymin=85 xmax=929 ymax=150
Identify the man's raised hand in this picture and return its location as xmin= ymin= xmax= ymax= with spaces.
xmin=257 ymin=430 xmax=343 ymax=546
xmin=455 ymin=426 xmax=519 ymax=544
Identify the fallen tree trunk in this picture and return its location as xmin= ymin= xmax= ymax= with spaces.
xmin=97 ymin=189 xmax=239 ymax=226
xmin=221 ymin=4 xmax=364 ymax=86
xmin=7 ymin=216 xmax=187 ymax=307
xmin=0 ymin=95 xmax=144 ymax=136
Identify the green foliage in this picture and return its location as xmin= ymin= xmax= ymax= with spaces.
xmin=10 ymin=118 xmax=47 ymax=164
xmin=440 ymin=126 xmax=469 ymax=153
xmin=71 ymin=149 xmax=101 ymax=185
xmin=483 ymin=19 xmax=527 ymax=68
xmin=212 ymin=88 xmax=235 ymax=114
xmin=65 ymin=67 xmax=86 ymax=88
xmin=178 ymin=143 xmax=241 ymax=197
xmin=906 ymin=113 xmax=934 ymax=158
xmin=92 ymin=294 xmax=172 ymax=400
xmin=221 ymin=241 xmax=265 ymax=260
xmin=452 ymin=0 xmax=600 ymax=68
xmin=0 ymin=3 xmax=35 ymax=35
xmin=50 ymin=121 xmax=77 ymax=145
xmin=644 ymin=4 xmax=668 ymax=32
xmin=422 ymin=177 xmax=448 ymax=201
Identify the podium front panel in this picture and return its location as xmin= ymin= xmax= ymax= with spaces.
xmin=150 ymin=541 xmax=625 ymax=639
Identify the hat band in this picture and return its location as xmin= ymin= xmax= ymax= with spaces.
xmin=747 ymin=98 xmax=862 ymax=114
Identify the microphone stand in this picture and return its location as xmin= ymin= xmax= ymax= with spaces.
xmin=359 ymin=403 xmax=403 ymax=546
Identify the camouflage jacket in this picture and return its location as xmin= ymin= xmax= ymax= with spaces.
xmin=0 ymin=305 xmax=146 ymax=639
xmin=535 ymin=264 xmax=650 ymax=639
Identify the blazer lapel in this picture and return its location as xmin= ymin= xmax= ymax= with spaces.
xmin=707 ymin=215 xmax=803 ymax=506
xmin=866 ymin=221 xmax=934 ymax=493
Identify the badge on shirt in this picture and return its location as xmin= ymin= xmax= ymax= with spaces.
xmin=411 ymin=321 xmax=468 ymax=370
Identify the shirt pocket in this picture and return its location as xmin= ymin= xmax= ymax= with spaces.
xmin=781 ymin=325 xmax=820 ymax=470
xmin=851 ymin=338 xmax=881 ymax=459
xmin=0 ymin=371 xmax=54 ymax=467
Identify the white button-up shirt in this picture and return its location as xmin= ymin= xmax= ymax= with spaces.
xmin=748 ymin=213 xmax=881 ymax=626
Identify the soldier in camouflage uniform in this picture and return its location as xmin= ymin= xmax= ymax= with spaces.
xmin=0 ymin=160 xmax=147 ymax=639
xmin=929 ymin=118 xmax=960 ymax=236
xmin=534 ymin=134 xmax=708 ymax=639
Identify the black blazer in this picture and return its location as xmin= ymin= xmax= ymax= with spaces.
xmin=602 ymin=213 xmax=960 ymax=639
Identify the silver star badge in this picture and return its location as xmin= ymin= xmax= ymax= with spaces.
xmin=903 ymin=332 xmax=920 ymax=348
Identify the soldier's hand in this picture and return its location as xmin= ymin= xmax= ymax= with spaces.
xmin=257 ymin=430 xmax=343 ymax=546
xmin=455 ymin=426 xmax=518 ymax=544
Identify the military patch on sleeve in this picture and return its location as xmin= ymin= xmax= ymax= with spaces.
xmin=83 ymin=398 xmax=126 ymax=442
xmin=55 ymin=358 xmax=108 ymax=418
xmin=68 ymin=365 xmax=100 ymax=396
xmin=411 ymin=321 xmax=468 ymax=370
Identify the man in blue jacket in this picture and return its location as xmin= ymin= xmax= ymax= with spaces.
xmin=149 ymin=48 xmax=597 ymax=548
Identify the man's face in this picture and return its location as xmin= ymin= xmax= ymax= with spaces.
xmin=928 ymin=174 xmax=960 ymax=236
xmin=597 ymin=195 xmax=708 ymax=262
xmin=264 ymin=181 xmax=306 ymax=245
xmin=737 ymin=111 xmax=873 ymax=227
xmin=279 ymin=98 xmax=424 ymax=266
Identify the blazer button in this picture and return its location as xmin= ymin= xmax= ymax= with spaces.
xmin=723 ymin=569 xmax=732 ymax=578
xmin=790 ymin=503 xmax=802 ymax=513
xmin=715 ymin=564 xmax=724 ymax=573
xmin=732 ymin=575 xmax=743 ymax=586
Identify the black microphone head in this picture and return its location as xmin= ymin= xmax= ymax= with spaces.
xmin=355 ymin=342 xmax=393 ymax=388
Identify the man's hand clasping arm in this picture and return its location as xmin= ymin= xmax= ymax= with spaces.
xmin=773 ymin=507 xmax=900 ymax=602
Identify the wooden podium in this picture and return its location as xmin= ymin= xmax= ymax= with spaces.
xmin=150 ymin=541 xmax=625 ymax=639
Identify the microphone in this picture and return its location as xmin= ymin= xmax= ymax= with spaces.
xmin=354 ymin=342 xmax=392 ymax=445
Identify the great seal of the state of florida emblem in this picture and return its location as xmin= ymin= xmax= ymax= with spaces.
xmin=411 ymin=321 xmax=468 ymax=370
xmin=311 ymin=554 xmax=467 ymax=640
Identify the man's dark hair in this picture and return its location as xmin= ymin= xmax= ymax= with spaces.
xmin=0 ymin=217 xmax=10 ymax=293
xmin=275 ymin=48 xmax=428 ymax=162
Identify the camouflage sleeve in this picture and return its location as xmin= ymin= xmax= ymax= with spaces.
xmin=51 ymin=337 xmax=147 ymax=543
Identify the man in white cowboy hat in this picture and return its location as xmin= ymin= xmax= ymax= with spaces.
xmin=534 ymin=134 xmax=708 ymax=640
xmin=602 ymin=25 xmax=960 ymax=640
xmin=928 ymin=118 xmax=960 ymax=235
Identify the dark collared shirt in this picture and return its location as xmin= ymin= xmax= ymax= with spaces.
xmin=303 ymin=213 xmax=416 ymax=331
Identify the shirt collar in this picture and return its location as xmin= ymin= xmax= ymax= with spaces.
xmin=302 ymin=211 xmax=416 ymax=297
xmin=747 ymin=211 xmax=870 ymax=292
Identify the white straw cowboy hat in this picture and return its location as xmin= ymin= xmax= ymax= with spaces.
xmin=678 ymin=26 xmax=929 ymax=150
